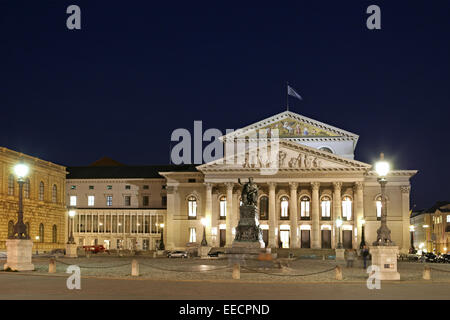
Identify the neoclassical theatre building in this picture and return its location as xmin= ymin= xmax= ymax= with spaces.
xmin=67 ymin=111 xmax=417 ymax=253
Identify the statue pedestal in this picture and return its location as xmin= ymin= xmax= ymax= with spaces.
xmin=369 ymin=246 xmax=400 ymax=280
xmin=4 ymin=239 xmax=34 ymax=271
xmin=335 ymin=248 xmax=345 ymax=261
xmin=199 ymin=246 xmax=212 ymax=259
xmin=65 ymin=243 xmax=78 ymax=258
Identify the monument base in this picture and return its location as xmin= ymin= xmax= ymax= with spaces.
xmin=4 ymin=239 xmax=34 ymax=271
xmin=369 ymin=246 xmax=400 ymax=280
xmin=199 ymin=246 xmax=212 ymax=259
xmin=335 ymin=248 xmax=345 ymax=261
xmin=65 ymin=243 xmax=78 ymax=258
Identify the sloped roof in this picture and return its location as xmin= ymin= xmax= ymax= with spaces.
xmin=423 ymin=201 xmax=450 ymax=214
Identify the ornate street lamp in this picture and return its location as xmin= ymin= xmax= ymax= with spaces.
xmin=359 ymin=218 xmax=366 ymax=248
xmin=336 ymin=216 xmax=343 ymax=249
xmin=158 ymin=223 xmax=165 ymax=250
xmin=10 ymin=160 xmax=30 ymax=239
xmin=409 ymin=225 xmax=415 ymax=253
xmin=373 ymin=153 xmax=394 ymax=246
xmin=68 ymin=209 xmax=76 ymax=244
xmin=200 ymin=217 xmax=208 ymax=246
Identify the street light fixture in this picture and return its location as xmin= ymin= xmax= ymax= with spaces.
xmin=200 ymin=217 xmax=208 ymax=246
xmin=68 ymin=209 xmax=76 ymax=244
xmin=373 ymin=153 xmax=394 ymax=246
xmin=158 ymin=223 xmax=165 ymax=250
xmin=409 ymin=225 xmax=415 ymax=253
xmin=10 ymin=160 xmax=30 ymax=239
xmin=359 ymin=218 xmax=366 ymax=248
xmin=336 ymin=216 xmax=343 ymax=249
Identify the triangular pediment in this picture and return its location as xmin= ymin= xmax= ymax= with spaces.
xmin=198 ymin=140 xmax=370 ymax=173
xmin=221 ymin=111 xmax=358 ymax=141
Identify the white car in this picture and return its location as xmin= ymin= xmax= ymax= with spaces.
xmin=167 ymin=250 xmax=188 ymax=258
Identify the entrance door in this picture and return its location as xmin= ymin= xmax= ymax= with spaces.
xmin=321 ymin=230 xmax=331 ymax=248
xmin=262 ymin=230 xmax=269 ymax=248
xmin=220 ymin=229 xmax=226 ymax=247
xmin=301 ymin=230 xmax=311 ymax=248
xmin=280 ymin=230 xmax=290 ymax=248
xmin=343 ymin=230 xmax=352 ymax=249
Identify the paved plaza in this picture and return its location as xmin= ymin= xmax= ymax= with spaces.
xmin=1 ymin=256 xmax=450 ymax=299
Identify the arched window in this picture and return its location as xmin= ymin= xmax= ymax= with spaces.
xmin=8 ymin=174 xmax=14 ymax=195
xmin=8 ymin=220 xmax=14 ymax=238
xmin=188 ymin=196 xmax=197 ymax=218
xmin=39 ymin=223 xmax=44 ymax=242
xmin=319 ymin=147 xmax=333 ymax=153
xmin=321 ymin=196 xmax=331 ymax=219
xmin=39 ymin=181 xmax=44 ymax=201
xmin=376 ymin=196 xmax=382 ymax=220
xmin=259 ymin=196 xmax=268 ymax=220
xmin=24 ymin=178 xmax=30 ymax=199
xmin=219 ymin=196 xmax=227 ymax=219
xmin=342 ymin=196 xmax=352 ymax=220
xmin=52 ymin=225 xmax=57 ymax=243
xmin=300 ymin=196 xmax=311 ymax=219
xmin=52 ymin=184 xmax=57 ymax=203
xmin=280 ymin=196 xmax=289 ymax=219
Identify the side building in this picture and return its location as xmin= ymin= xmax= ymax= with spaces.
xmin=0 ymin=147 xmax=67 ymax=252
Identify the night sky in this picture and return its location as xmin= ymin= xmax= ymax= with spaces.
xmin=1 ymin=1 xmax=449 ymax=209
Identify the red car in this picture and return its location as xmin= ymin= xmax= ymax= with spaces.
xmin=83 ymin=245 xmax=109 ymax=254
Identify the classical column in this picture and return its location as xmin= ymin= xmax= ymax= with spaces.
xmin=225 ymin=182 xmax=234 ymax=247
xmin=204 ymin=183 xmax=213 ymax=245
xmin=268 ymin=182 xmax=277 ymax=248
xmin=289 ymin=182 xmax=299 ymax=248
xmin=165 ymin=186 xmax=177 ymax=250
xmin=333 ymin=182 xmax=342 ymax=248
xmin=400 ymin=186 xmax=411 ymax=253
xmin=311 ymin=182 xmax=320 ymax=249
xmin=354 ymin=181 xmax=364 ymax=248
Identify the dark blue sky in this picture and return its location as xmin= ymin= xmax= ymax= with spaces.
xmin=1 ymin=1 xmax=449 ymax=209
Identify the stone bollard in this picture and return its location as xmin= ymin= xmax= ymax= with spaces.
xmin=232 ymin=263 xmax=240 ymax=280
xmin=131 ymin=259 xmax=139 ymax=277
xmin=335 ymin=265 xmax=343 ymax=280
xmin=48 ymin=258 xmax=56 ymax=273
xmin=423 ymin=266 xmax=431 ymax=280
xmin=322 ymin=255 xmax=326 ymax=261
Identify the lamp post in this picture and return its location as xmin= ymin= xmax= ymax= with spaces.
xmin=336 ymin=216 xmax=343 ymax=249
xmin=200 ymin=217 xmax=208 ymax=246
xmin=158 ymin=223 xmax=165 ymax=250
xmin=373 ymin=153 xmax=394 ymax=246
xmin=35 ymin=236 xmax=39 ymax=255
xmin=68 ymin=209 xmax=76 ymax=244
xmin=10 ymin=161 xmax=30 ymax=239
xmin=359 ymin=218 xmax=366 ymax=249
xmin=409 ymin=225 xmax=415 ymax=253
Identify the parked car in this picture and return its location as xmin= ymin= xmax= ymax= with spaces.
xmin=423 ymin=252 xmax=438 ymax=263
xmin=83 ymin=245 xmax=109 ymax=254
xmin=208 ymin=251 xmax=225 ymax=257
xmin=436 ymin=253 xmax=450 ymax=263
xmin=167 ymin=250 xmax=188 ymax=258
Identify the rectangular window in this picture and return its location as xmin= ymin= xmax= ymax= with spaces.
xmin=189 ymin=227 xmax=196 ymax=243
xmin=124 ymin=196 xmax=131 ymax=206
xmin=88 ymin=195 xmax=95 ymax=206
xmin=143 ymin=196 xmax=149 ymax=207
xmin=321 ymin=200 xmax=331 ymax=218
xmin=71 ymin=185 xmax=76 ymax=190
xmin=220 ymin=198 xmax=227 ymax=219
xmin=70 ymin=195 xmax=77 ymax=206
xmin=447 ymin=215 xmax=450 ymax=223
xmin=281 ymin=199 xmax=289 ymax=218
xmin=89 ymin=186 xmax=94 ymax=190
xmin=342 ymin=199 xmax=352 ymax=220
xmin=143 ymin=185 xmax=149 ymax=190
xmin=161 ymin=196 xmax=167 ymax=207
xmin=188 ymin=199 xmax=197 ymax=218
xmin=376 ymin=201 xmax=382 ymax=219
xmin=125 ymin=185 xmax=131 ymax=190
xmin=106 ymin=195 xmax=113 ymax=206
xmin=188 ymin=179 xmax=196 ymax=183
xmin=301 ymin=200 xmax=310 ymax=218
xmin=107 ymin=185 xmax=112 ymax=190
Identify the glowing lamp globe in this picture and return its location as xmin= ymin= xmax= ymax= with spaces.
xmin=336 ymin=216 xmax=343 ymax=228
xmin=160 ymin=223 xmax=164 ymax=228
xmin=201 ymin=217 xmax=207 ymax=226
xmin=68 ymin=210 xmax=76 ymax=218
xmin=14 ymin=162 xmax=29 ymax=178
xmin=360 ymin=218 xmax=366 ymax=225
xmin=375 ymin=153 xmax=390 ymax=177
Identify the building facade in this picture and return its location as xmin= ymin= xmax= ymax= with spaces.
xmin=410 ymin=201 xmax=450 ymax=253
xmin=0 ymin=147 xmax=67 ymax=252
xmin=67 ymin=111 xmax=417 ymax=253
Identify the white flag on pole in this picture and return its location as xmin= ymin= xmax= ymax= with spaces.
xmin=287 ymin=85 xmax=302 ymax=100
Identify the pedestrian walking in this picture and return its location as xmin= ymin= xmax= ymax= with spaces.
xmin=346 ymin=249 xmax=355 ymax=268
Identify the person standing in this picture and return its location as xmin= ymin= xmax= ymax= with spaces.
xmin=346 ymin=249 xmax=356 ymax=268
xmin=361 ymin=245 xmax=369 ymax=269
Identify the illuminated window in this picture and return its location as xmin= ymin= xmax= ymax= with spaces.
xmin=447 ymin=215 xmax=450 ymax=223
xmin=300 ymin=196 xmax=310 ymax=218
xmin=321 ymin=196 xmax=331 ymax=218
xmin=342 ymin=196 xmax=352 ymax=220
xmin=39 ymin=181 xmax=44 ymax=201
xmin=220 ymin=196 xmax=227 ymax=219
xmin=70 ymin=196 xmax=77 ymax=206
xmin=88 ymin=195 xmax=95 ymax=206
xmin=24 ymin=178 xmax=30 ymax=199
xmin=188 ymin=196 xmax=197 ymax=218
xmin=189 ymin=227 xmax=196 ymax=243
xmin=106 ymin=195 xmax=113 ymax=206
xmin=376 ymin=196 xmax=382 ymax=220
xmin=280 ymin=196 xmax=289 ymax=219
xmin=8 ymin=174 xmax=14 ymax=195
xmin=259 ymin=196 xmax=268 ymax=220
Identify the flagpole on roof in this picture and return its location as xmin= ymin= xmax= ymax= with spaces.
xmin=286 ymin=81 xmax=289 ymax=112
